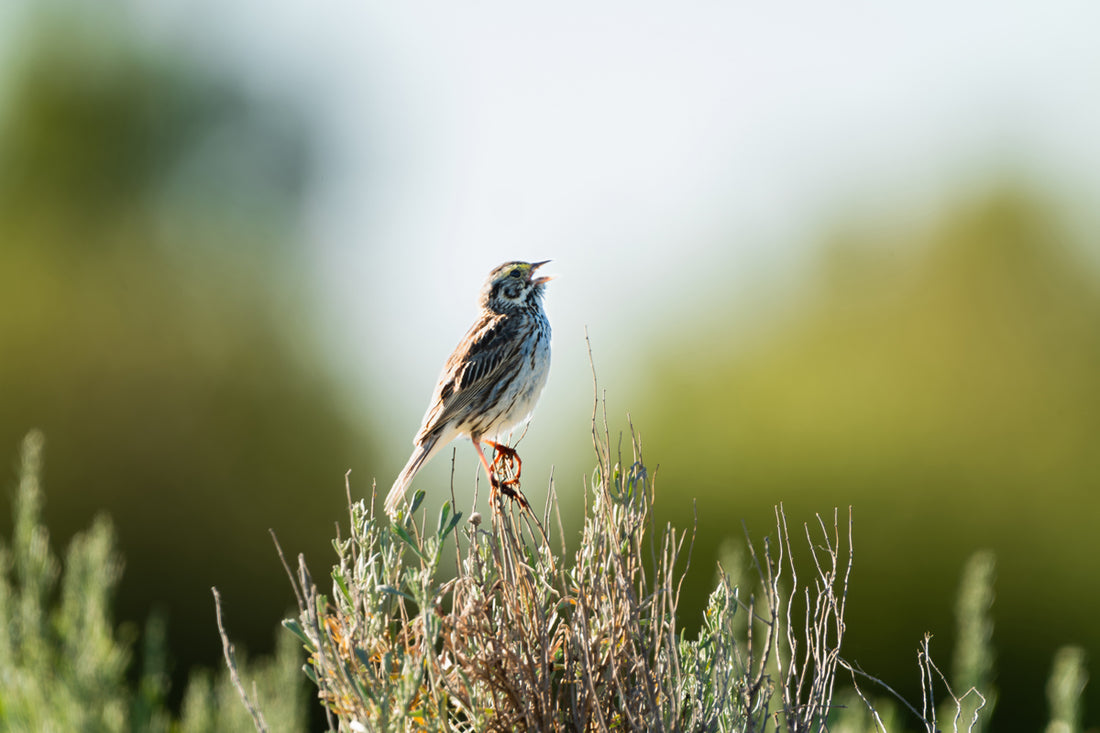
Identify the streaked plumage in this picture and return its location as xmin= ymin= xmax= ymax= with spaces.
xmin=385 ymin=260 xmax=552 ymax=517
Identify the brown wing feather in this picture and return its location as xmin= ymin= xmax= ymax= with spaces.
xmin=414 ymin=313 xmax=521 ymax=442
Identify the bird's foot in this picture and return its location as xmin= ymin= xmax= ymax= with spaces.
xmin=490 ymin=473 xmax=531 ymax=511
xmin=485 ymin=440 xmax=523 ymax=480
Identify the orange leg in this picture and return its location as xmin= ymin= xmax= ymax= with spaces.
xmin=473 ymin=438 xmax=529 ymax=510
xmin=472 ymin=439 xmax=497 ymax=483
xmin=484 ymin=440 xmax=522 ymax=485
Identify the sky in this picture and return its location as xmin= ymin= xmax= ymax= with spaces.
xmin=11 ymin=0 xmax=1100 ymax=459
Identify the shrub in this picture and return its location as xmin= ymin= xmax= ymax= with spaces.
xmin=274 ymin=406 xmax=1003 ymax=732
xmin=0 ymin=431 xmax=307 ymax=733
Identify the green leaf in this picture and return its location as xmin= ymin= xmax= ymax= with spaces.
xmin=443 ymin=510 xmax=463 ymax=541
xmin=437 ymin=501 xmax=451 ymax=538
xmin=302 ymin=663 xmax=319 ymax=686
xmin=333 ymin=569 xmax=352 ymax=605
xmin=392 ymin=525 xmax=426 ymax=560
xmin=377 ymin=584 xmax=415 ymax=602
xmin=281 ymin=619 xmax=316 ymax=651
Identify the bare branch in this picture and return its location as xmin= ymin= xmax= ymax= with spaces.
xmin=212 ymin=587 xmax=269 ymax=733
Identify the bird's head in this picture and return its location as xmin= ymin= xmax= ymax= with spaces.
xmin=481 ymin=260 xmax=552 ymax=312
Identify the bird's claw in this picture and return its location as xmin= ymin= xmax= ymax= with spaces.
xmin=490 ymin=473 xmax=531 ymax=511
xmin=486 ymin=441 xmax=522 ymax=478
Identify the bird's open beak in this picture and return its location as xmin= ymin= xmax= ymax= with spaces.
xmin=529 ymin=260 xmax=553 ymax=285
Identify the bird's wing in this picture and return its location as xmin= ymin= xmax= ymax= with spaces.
xmin=414 ymin=313 xmax=523 ymax=442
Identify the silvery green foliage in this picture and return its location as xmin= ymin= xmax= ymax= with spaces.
xmin=286 ymin=423 xmax=873 ymax=732
xmin=0 ymin=432 xmax=306 ymax=733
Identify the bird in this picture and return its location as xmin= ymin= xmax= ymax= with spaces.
xmin=384 ymin=260 xmax=553 ymax=518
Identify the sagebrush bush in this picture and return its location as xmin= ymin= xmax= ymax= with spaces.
xmin=0 ymin=431 xmax=307 ymax=733
xmin=1 ymin=421 xmax=1085 ymax=732
xmin=275 ymin=405 xmax=1008 ymax=732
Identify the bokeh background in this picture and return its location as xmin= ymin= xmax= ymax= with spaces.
xmin=2 ymin=1 xmax=1099 ymax=730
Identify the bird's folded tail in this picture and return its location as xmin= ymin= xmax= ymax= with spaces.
xmin=384 ymin=435 xmax=441 ymax=517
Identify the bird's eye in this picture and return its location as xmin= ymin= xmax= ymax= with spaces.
xmin=510 ymin=269 xmax=523 ymax=279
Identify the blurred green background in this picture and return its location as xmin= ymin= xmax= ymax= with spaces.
xmin=0 ymin=3 xmax=375 ymax=713
xmin=2 ymin=3 xmax=1098 ymax=731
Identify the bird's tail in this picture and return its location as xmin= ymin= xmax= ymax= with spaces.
xmin=384 ymin=435 xmax=441 ymax=517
